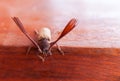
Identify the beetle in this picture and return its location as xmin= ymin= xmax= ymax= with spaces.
xmin=12 ymin=17 xmax=77 ymax=62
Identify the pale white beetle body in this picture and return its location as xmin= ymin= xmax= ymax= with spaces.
xmin=35 ymin=27 xmax=52 ymax=54
xmin=37 ymin=27 xmax=51 ymax=41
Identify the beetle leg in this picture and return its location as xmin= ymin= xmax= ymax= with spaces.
xmin=56 ymin=43 xmax=64 ymax=55
xmin=37 ymin=54 xmax=45 ymax=62
xmin=49 ymin=49 xmax=52 ymax=55
xmin=34 ymin=29 xmax=39 ymax=35
xmin=26 ymin=46 xmax=32 ymax=55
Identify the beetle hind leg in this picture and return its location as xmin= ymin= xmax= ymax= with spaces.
xmin=26 ymin=46 xmax=32 ymax=55
xmin=34 ymin=29 xmax=39 ymax=35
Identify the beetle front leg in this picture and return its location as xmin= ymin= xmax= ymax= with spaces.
xmin=37 ymin=53 xmax=45 ymax=62
xmin=56 ymin=43 xmax=64 ymax=55
xmin=49 ymin=49 xmax=52 ymax=55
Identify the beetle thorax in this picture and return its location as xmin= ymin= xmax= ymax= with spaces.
xmin=37 ymin=27 xmax=51 ymax=41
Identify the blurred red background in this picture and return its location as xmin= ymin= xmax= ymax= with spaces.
xmin=0 ymin=0 xmax=120 ymax=47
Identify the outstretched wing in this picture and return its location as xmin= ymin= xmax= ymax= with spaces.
xmin=12 ymin=17 xmax=42 ymax=53
xmin=49 ymin=18 xmax=77 ymax=49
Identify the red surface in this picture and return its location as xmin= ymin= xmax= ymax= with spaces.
xmin=0 ymin=0 xmax=120 ymax=81
xmin=0 ymin=46 xmax=120 ymax=81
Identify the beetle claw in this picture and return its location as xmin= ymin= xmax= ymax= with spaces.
xmin=37 ymin=54 xmax=45 ymax=62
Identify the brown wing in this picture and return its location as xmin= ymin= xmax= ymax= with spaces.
xmin=12 ymin=17 xmax=42 ymax=53
xmin=49 ymin=18 xmax=77 ymax=49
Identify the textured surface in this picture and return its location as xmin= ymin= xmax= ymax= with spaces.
xmin=0 ymin=46 xmax=120 ymax=81
xmin=0 ymin=0 xmax=120 ymax=81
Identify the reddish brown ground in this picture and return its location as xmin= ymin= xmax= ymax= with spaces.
xmin=0 ymin=46 xmax=120 ymax=81
xmin=0 ymin=0 xmax=120 ymax=81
